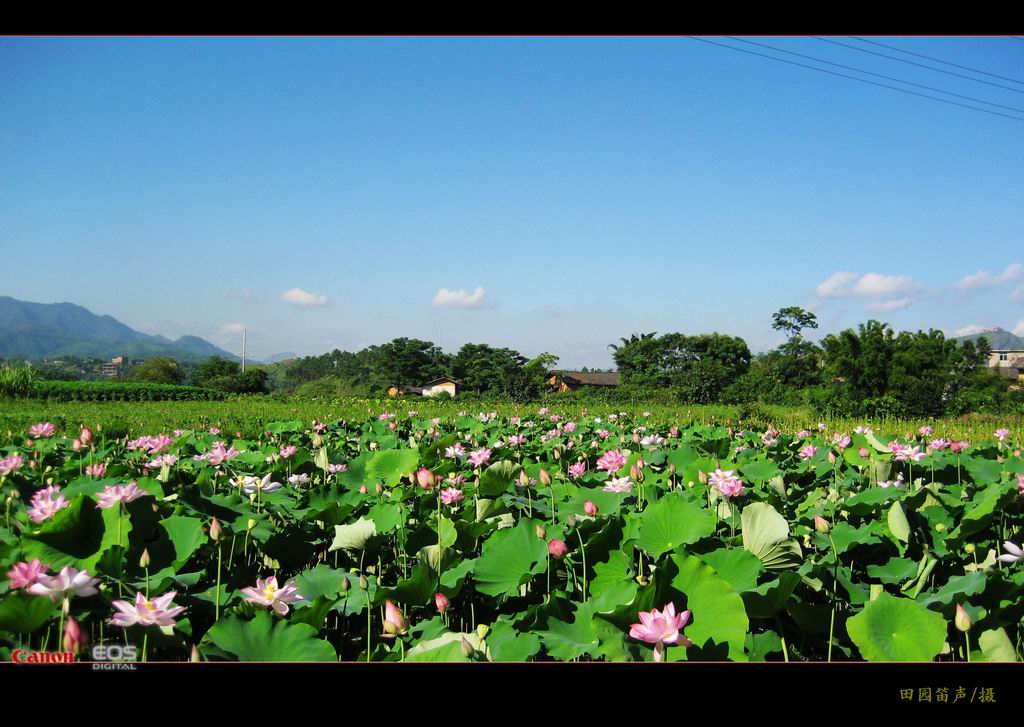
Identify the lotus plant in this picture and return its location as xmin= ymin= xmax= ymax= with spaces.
xmin=629 ymin=602 xmax=693 ymax=662
xmin=241 ymin=576 xmax=304 ymax=615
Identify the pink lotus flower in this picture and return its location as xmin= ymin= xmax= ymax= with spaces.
xmin=204 ymin=442 xmax=240 ymax=466
xmin=603 ymin=476 xmax=633 ymax=494
xmin=435 ymin=592 xmax=450 ymax=613
xmin=312 ymin=421 xmax=327 ymax=434
xmin=629 ymin=602 xmax=692 ymax=662
xmin=832 ymin=433 xmax=851 ymax=449
xmin=28 ymin=423 xmax=54 ymax=439
xmin=1018 ymin=474 xmax=1024 ymax=497
xmin=798 ymin=445 xmax=818 ymax=460
xmin=288 ymin=473 xmax=311 ymax=486
xmin=998 ymin=541 xmax=1023 ymax=564
xmin=28 ymin=566 xmax=100 ymax=601
xmin=110 ymin=591 xmax=186 ymax=628
xmin=709 ymin=468 xmax=744 ymax=498
xmin=445 ymin=443 xmax=467 ymax=460
xmin=547 ymin=540 xmax=568 ymax=559
xmin=796 ymin=429 xmax=811 ymax=439
xmin=63 ymin=615 xmax=87 ymax=654
xmin=951 ymin=440 xmax=969 ymax=454
xmin=507 ymin=434 xmax=526 ymax=447
xmin=416 ymin=467 xmax=436 ymax=490
xmin=85 ymin=462 xmax=107 ymax=478
xmin=996 ymin=428 xmax=1010 ymax=442
xmin=278 ymin=445 xmax=298 ymax=459
xmin=919 ymin=426 xmax=933 ymax=436
xmin=878 ymin=473 xmax=905 ymax=489
xmin=208 ymin=427 xmax=221 ymax=435
xmin=6 ymin=559 xmax=46 ymax=589
xmin=468 ymin=448 xmax=492 ymax=468
xmin=596 ymin=449 xmax=627 ymax=473
xmin=79 ymin=427 xmax=93 ymax=445
xmin=440 ymin=487 xmax=464 ymax=506
xmin=568 ymin=461 xmax=588 ymax=478
xmin=328 ymin=463 xmax=347 ymax=474
xmin=0 ymin=454 xmax=24 ymax=476
xmin=928 ymin=438 xmax=951 ymax=451
xmin=241 ymin=576 xmax=304 ymax=616
xmin=27 ymin=485 xmax=70 ymax=523
xmin=583 ymin=500 xmax=599 ymax=517
xmin=894 ymin=445 xmax=925 ymax=462
xmin=563 ymin=422 xmax=576 ymax=434
xmin=381 ymin=600 xmax=409 ymax=638
xmin=858 ymin=447 xmax=870 ymax=458
xmin=96 ymin=481 xmax=147 ymax=509
xmin=147 ymin=454 xmax=178 ymax=468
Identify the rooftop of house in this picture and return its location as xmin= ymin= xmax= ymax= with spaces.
xmin=556 ymin=371 xmax=621 ymax=386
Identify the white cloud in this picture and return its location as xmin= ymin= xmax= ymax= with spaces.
xmin=866 ymin=296 xmax=913 ymax=313
xmin=816 ymin=272 xmax=859 ymax=298
xmin=281 ymin=288 xmax=329 ymax=307
xmin=432 ymin=286 xmax=490 ymax=309
xmin=854 ymin=273 xmax=914 ymax=298
xmin=955 ymin=324 xmax=988 ymax=337
xmin=1014 ymin=320 xmax=1024 ymax=338
xmin=1011 ymin=285 xmax=1024 ymax=303
xmin=955 ymin=262 xmax=1022 ymax=291
xmin=220 ymin=322 xmax=246 ymax=335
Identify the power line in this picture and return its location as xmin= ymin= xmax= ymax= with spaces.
xmin=685 ymin=36 xmax=1024 ymax=123
xmin=812 ymin=36 xmax=1024 ymax=96
xmin=850 ymin=36 xmax=1024 ymax=86
xmin=724 ymin=36 xmax=1024 ymax=115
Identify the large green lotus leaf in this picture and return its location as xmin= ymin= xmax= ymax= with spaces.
xmin=0 ymin=592 xmax=57 ymax=633
xmin=669 ymin=553 xmax=749 ymax=661
xmin=827 ymin=522 xmax=880 ymax=556
xmin=741 ymin=502 xmax=802 ymax=570
xmin=745 ymin=629 xmax=783 ymax=661
xmin=266 ymin=420 xmax=303 ymax=434
xmin=366 ymin=502 xmax=404 ymax=533
xmin=335 ymin=452 xmax=371 ymax=489
xmin=159 ymin=515 xmax=206 ymax=570
xmin=329 ymin=517 xmax=377 ymax=552
xmin=591 ymin=615 xmax=643 ymax=661
xmin=366 ymin=449 xmax=419 ymax=487
xmin=538 ymin=601 xmax=599 ymax=661
xmin=699 ymin=547 xmax=764 ymax=593
xmin=294 ymin=564 xmax=349 ymax=601
xmin=478 ymin=460 xmax=522 ymax=497
xmin=486 ymin=620 xmax=541 ymax=662
xmin=741 ymin=571 xmax=801 ymax=619
xmin=405 ymin=631 xmax=487 ymax=661
xmin=378 ymin=561 xmax=437 ymax=607
xmin=917 ymin=572 xmax=987 ymax=608
xmin=637 ymin=494 xmax=715 ymax=558
xmin=867 ymin=557 xmax=919 ymax=585
xmin=978 ymin=627 xmax=1017 ymax=662
xmin=887 ymin=502 xmax=911 ymax=544
xmin=475 ymin=519 xmax=548 ymax=598
xmin=205 ymin=610 xmax=337 ymax=662
xmin=956 ymin=481 xmax=1015 ymax=538
xmin=589 ymin=550 xmax=638 ymax=613
xmin=21 ymin=496 xmax=128 ymax=571
xmin=740 ymin=459 xmax=783 ymax=482
xmin=843 ymin=487 xmax=904 ymax=516
xmin=963 ymin=457 xmax=1002 ymax=485
xmin=846 ymin=592 xmax=946 ymax=662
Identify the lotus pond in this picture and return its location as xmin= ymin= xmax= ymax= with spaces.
xmin=1 ymin=409 xmax=1022 ymax=662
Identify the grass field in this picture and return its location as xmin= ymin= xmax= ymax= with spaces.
xmin=1 ymin=396 xmax=1020 ymax=443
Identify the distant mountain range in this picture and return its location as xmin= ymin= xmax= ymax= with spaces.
xmin=953 ymin=327 xmax=1024 ymax=350
xmin=0 ymin=296 xmax=241 ymax=362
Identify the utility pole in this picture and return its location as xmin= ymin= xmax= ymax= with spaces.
xmin=241 ymin=329 xmax=246 ymax=372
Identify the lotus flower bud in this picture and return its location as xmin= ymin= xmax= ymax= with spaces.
xmin=828 ymin=451 xmax=837 ymax=465
xmin=636 ymin=456 xmax=646 ymax=470
xmin=72 ymin=439 xmax=82 ymax=452
xmin=80 ymin=427 xmax=93 ymax=445
xmin=583 ymin=500 xmax=598 ymax=517
xmin=190 ymin=645 xmax=201 ymax=662
xmin=698 ymin=470 xmax=708 ymax=485
xmin=375 ymin=483 xmax=383 ymax=494
xmin=535 ymin=523 xmax=546 ymax=539
xmin=518 ymin=470 xmax=531 ymax=488
xmin=814 ymin=516 xmax=831 ymax=533
xmin=565 ymin=514 xmax=578 ymax=528
xmin=858 ymin=447 xmax=870 ymax=458
xmin=416 ymin=467 xmax=435 ymax=490
xmin=632 ymin=432 xmax=641 ymax=444
xmin=381 ymin=600 xmax=409 ymax=637
xmin=247 ymin=518 xmax=257 ymax=531
xmin=359 ymin=574 xmax=368 ymax=590
xmin=538 ymin=468 xmax=552 ymax=487
xmin=548 ymin=539 xmax=568 ymax=559
xmin=209 ymin=517 xmax=223 ymax=542
xmin=63 ymin=616 xmax=86 ymax=655
xmin=139 ymin=548 xmax=151 ymax=568
xmin=954 ymin=603 xmax=972 ymax=632
xmin=435 ymin=592 xmax=450 ymax=614
xmin=553 ymin=448 xmax=561 ymax=460
xmin=359 ymin=485 xmax=368 ymax=494
xmin=342 ymin=576 xmax=351 ymax=592
xmin=461 ymin=636 xmax=475 ymax=658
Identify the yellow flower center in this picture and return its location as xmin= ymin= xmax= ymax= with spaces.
xmin=263 ymin=584 xmax=277 ymax=600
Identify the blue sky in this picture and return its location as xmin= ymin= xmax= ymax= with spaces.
xmin=1 ymin=37 xmax=1021 ymax=366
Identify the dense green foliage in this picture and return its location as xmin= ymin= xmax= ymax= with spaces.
xmin=32 ymin=380 xmax=228 ymax=402
xmin=1 ymin=408 xmax=1021 ymax=662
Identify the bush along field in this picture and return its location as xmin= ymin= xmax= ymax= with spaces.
xmin=0 ymin=410 xmax=1022 ymax=662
